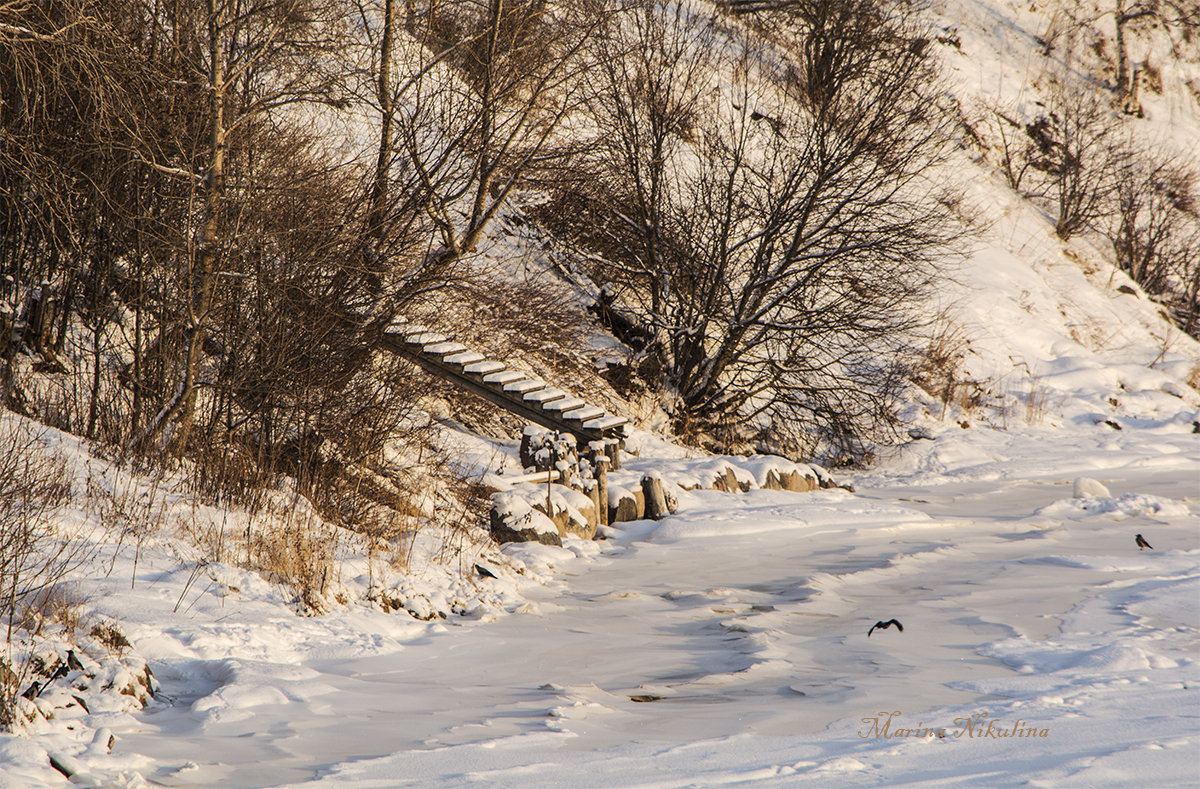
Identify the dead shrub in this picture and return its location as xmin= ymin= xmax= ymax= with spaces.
xmin=89 ymin=621 xmax=132 ymax=653
xmin=911 ymin=319 xmax=986 ymax=416
xmin=248 ymin=504 xmax=337 ymax=614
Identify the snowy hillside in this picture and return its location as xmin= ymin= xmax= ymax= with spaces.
xmin=2 ymin=0 xmax=1198 ymax=786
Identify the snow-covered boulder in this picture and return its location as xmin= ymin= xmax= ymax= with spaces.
xmin=489 ymin=492 xmax=562 ymax=546
xmin=1073 ymin=477 xmax=1111 ymax=499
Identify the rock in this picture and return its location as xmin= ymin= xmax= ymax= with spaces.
xmin=762 ymin=470 xmax=785 ymax=490
xmin=761 ymin=469 xmax=816 ymax=492
xmin=562 ymin=499 xmax=597 ymax=540
xmin=1073 ymin=477 xmax=1111 ymax=499
xmin=781 ymin=469 xmax=818 ymax=492
xmin=489 ymin=497 xmax=562 ymax=546
xmin=711 ymin=467 xmax=751 ymax=493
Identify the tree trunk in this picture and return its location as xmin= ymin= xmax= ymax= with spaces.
xmin=366 ymin=0 xmax=397 ymax=281
xmin=129 ymin=0 xmax=225 ymax=457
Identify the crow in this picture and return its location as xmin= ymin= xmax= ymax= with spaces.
xmin=1135 ymin=533 xmax=1153 ymax=551
xmin=868 ymin=619 xmax=903 ymax=637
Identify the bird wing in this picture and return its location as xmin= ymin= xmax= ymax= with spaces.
xmin=890 ymin=619 xmax=904 ymax=632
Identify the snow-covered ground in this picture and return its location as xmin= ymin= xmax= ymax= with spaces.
xmin=2 ymin=411 xmax=1196 ymax=788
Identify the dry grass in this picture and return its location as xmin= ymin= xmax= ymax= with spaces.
xmin=911 ymin=318 xmax=987 ymax=417
xmin=89 ymin=621 xmax=132 ymax=653
xmin=1024 ymin=373 xmax=1055 ymax=425
xmin=1187 ymin=362 xmax=1200 ymax=392
xmin=248 ymin=502 xmax=338 ymax=614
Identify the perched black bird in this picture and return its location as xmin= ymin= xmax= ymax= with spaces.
xmin=474 ymin=563 xmax=498 ymax=579
xmin=1135 ymin=534 xmax=1153 ymax=551
xmin=868 ymin=619 xmax=904 ymax=637
xmin=21 ymin=681 xmax=41 ymax=700
xmin=66 ymin=650 xmax=85 ymax=672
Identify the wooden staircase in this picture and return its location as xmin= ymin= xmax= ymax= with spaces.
xmin=379 ymin=319 xmax=630 ymax=447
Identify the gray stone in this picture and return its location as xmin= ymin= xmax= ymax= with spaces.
xmin=489 ymin=506 xmax=562 ymax=547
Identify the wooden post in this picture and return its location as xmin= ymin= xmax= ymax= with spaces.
xmin=594 ymin=455 xmax=609 ymax=527
xmin=606 ymin=438 xmax=622 ymax=470
xmin=642 ymin=474 xmax=669 ymax=520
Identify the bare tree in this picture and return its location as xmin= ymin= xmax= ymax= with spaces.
xmin=0 ymin=419 xmax=82 ymax=729
xmin=1035 ymin=86 xmax=1122 ymax=240
xmin=549 ymin=0 xmax=955 ymax=457
xmin=1110 ymin=1 xmax=1200 ymax=114
xmin=1110 ymin=150 xmax=1200 ymax=335
xmin=363 ymin=0 xmax=605 ymax=311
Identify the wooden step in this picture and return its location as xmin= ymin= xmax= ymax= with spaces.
xmin=465 ymin=360 xmax=506 ymax=375
xmin=505 ymin=379 xmax=546 ymax=394
xmin=483 ymin=370 xmax=524 ymax=385
xmin=443 ymin=351 xmax=485 ymax=365
xmin=406 ymin=331 xmax=446 ymax=345
xmin=583 ymin=415 xmax=628 ymax=431
xmin=424 ymin=341 xmax=468 ymax=355
xmin=543 ymin=396 xmax=587 ymax=413
xmin=563 ymin=405 xmax=605 ymax=422
xmin=524 ymin=387 xmax=567 ymax=404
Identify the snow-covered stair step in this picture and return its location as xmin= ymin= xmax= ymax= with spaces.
xmin=562 ymin=405 xmax=605 ymax=422
xmin=583 ymin=415 xmax=628 ymax=431
xmin=465 ymin=360 xmax=506 ymax=375
xmin=483 ymin=370 xmax=524 ymax=385
xmin=504 ymin=379 xmax=546 ymax=394
xmin=443 ymin=351 xmax=485 ymax=365
xmin=424 ymin=341 xmax=468 ymax=355
xmin=405 ymin=331 xmax=446 ymax=345
xmin=525 ymin=387 xmax=567 ymax=404
xmin=543 ymin=397 xmax=587 ymax=413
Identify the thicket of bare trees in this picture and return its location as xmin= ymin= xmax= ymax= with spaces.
xmin=1 ymin=1 xmax=424 ymax=521
xmin=21 ymin=0 xmax=1155 ymax=474
xmin=4 ymin=0 xmax=961 ymax=471
xmin=1 ymin=0 xmax=619 ymax=520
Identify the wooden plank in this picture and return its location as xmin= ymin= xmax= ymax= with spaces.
xmin=543 ymin=397 xmax=587 ymax=413
xmin=443 ymin=351 xmax=485 ymax=365
xmin=483 ymin=370 xmax=523 ymax=384
xmin=584 ymin=415 xmax=628 ymax=431
xmin=504 ymin=379 xmax=545 ymax=393
xmin=424 ymin=341 xmax=468 ymax=355
xmin=465 ymin=360 xmax=506 ymax=375
xmin=563 ymin=406 xmax=605 ymax=421
xmin=525 ymin=388 xmax=567 ymax=404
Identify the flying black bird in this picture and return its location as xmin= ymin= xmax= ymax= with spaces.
xmin=868 ymin=619 xmax=904 ymax=637
xmin=1135 ymin=534 xmax=1153 ymax=551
